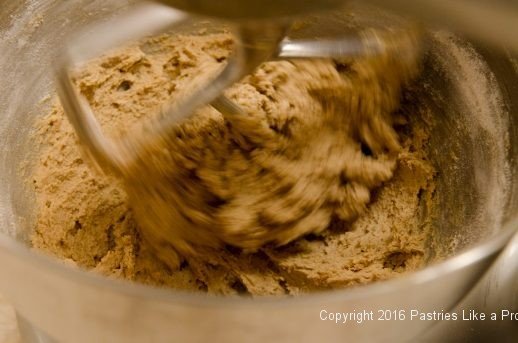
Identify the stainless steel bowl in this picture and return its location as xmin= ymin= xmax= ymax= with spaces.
xmin=0 ymin=1 xmax=517 ymax=342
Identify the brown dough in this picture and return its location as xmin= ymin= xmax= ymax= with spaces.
xmin=30 ymin=32 xmax=436 ymax=295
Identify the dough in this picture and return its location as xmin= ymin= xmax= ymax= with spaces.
xmin=30 ymin=32 xmax=436 ymax=295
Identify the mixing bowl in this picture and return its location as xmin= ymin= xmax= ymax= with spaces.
xmin=0 ymin=1 xmax=517 ymax=342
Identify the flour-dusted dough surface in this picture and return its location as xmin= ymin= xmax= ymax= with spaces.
xmin=31 ymin=33 xmax=436 ymax=295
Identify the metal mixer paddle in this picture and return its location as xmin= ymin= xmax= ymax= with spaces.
xmin=56 ymin=0 xmax=396 ymax=264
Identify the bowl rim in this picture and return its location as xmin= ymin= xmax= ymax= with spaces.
xmin=0 ymin=215 xmax=516 ymax=307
